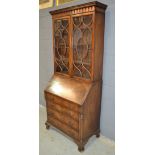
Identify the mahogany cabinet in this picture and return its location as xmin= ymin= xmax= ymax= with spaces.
xmin=44 ymin=1 xmax=107 ymax=152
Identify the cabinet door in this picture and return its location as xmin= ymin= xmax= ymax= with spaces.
xmin=72 ymin=14 xmax=93 ymax=79
xmin=53 ymin=18 xmax=70 ymax=74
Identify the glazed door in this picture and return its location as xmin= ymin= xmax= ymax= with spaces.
xmin=53 ymin=17 xmax=70 ymax=74
xmin=72 ymin=14 xmax=93 ymax=79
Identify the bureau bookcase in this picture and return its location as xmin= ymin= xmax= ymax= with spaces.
xmin=44 ymin=1 xmax=107 ymax=151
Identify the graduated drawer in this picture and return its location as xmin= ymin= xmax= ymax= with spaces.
xmin=45 ymin=93 xmax=80 ymax=113
xmin=48 ymin=102 xmax=79 ymax=122
xmin=49 ymin=117 xmax=79 ymax=140
xmin=47 ymin=108 xmax=79 ymax=131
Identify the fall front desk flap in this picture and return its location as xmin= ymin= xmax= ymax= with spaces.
xmin=45 ymin=75 xmax=92 ymax=105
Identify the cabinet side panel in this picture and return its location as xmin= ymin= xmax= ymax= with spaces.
xmin=83 ymin=81 xmax=102 ymax=140
xmin=93 ymin=11 xmax=105 ymax=81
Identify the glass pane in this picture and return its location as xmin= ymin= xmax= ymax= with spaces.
xmin=72 ymin=15 xmax=93 ymax=79
xmin=54 ymin=19 xmax=69 ymax=74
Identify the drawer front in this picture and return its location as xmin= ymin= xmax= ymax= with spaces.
xmin=49 ymin=117 xmax=79 ymax=140
xmin=47 ymin=108 xmax=79 ymax=131
xmin=46 ymin=94 xmax=80 ymax=113
xmin=48 ymin=102 xmax=79 ymax=122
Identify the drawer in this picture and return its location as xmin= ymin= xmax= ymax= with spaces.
xmin=45 ymin=93 xmax=80 ymax=113
xmin=47 ymin=108 xmax=79 ymax=131
xmin=48 ymin=102 xmax=79 ymax=122
xmin=49 ymin=117 xmax=79 ymax=140
xmin=54 ymin=97 xmax=79 ymax=113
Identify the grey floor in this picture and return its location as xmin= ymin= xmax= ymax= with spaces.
xmin=39 ymin=105 xmax=115 ymax=155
